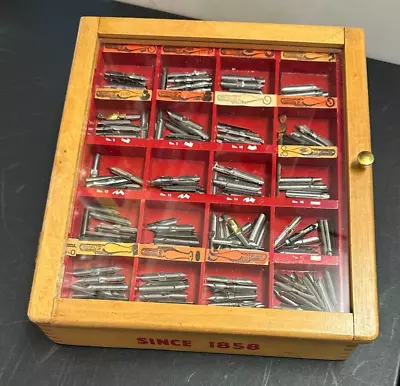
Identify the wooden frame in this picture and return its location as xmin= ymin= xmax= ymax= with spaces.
xmin=28 ymin=17 xmax=378 ymax=359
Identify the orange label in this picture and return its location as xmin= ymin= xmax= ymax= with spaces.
xmin=206 ymin=249 xmax=269 ymax=265
xmin=95 ymin=88 xmax=152 ymax=101
xmin=137 ymin=244 xmax=205 ymax=263
xmin=278 ymin=96 xmax=337 ymax=109
xmin=103 ymin=44 xmax=157 ymax=54
xmin=278 ymin=145 xmax=338 ymax=158
xmin=220 ymin=48 xmax=274 ymax=59
xmin=65 ymin=239 xmax=136 ymax=257
xmin=156 ymin=90 xmax=213 ymax=102
xmin=281 ymin=51 xmax=336 ymax=62
xmin=162 ymin=47 xmax=215 ymax=56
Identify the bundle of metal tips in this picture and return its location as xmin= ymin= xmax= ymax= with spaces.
xmin=221 ymin=74 xmax=265 ymax=94
xmin=280 ymin=84 xmax=328 ymax=97
xmin=154 ymin=110 xmax=210 ymax=141
xmin=71 ymin=265 xmax=128 ymax=301
xmin=96 ymin=111 xmax=149 ymax=138
xmin=216 ymin=123 xmax=264 ymax=144
xmin=150 ymin=175 xmax=204 ymax=193
xmin=86 ymin=153 xmax=143 ymax=190
xmin=278 ymin=177 xmax=330 ymax=200
xmin=160 ymin=68 xmax=213 ymax=91
xmin=213 ymin=163 xmax=264 ymax=196
xmin=209 ymin=212 xmax=267 ymax=250
xmin=206 ymin=276 xmax=265 ymax=307
xmin=137 ymin=272 xmax=191 ymax=303
xmin=274 ymin=216 xmax=334 ymax=255
xmin=282 ymin=125 xmax=334 ymax=146
xmin=104 ymin=71 xmax=148 ymax=90
xmin=273 ymin=270 xmax=338 ymax=312
xmin=80 ymin=205 xmax=137 ymax=242
xmin=146 ymin=218 xmax=201 ymax=247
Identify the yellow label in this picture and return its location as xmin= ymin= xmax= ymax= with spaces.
xmin=65 ymin=239 xmax=137 ymax=256
xmin=278 ymin=145 xmax=338 ymax=158
xmin=95 ymin=88 xmax=152 ymax=101
xmin=215 ymin=92 xmax=276 ymax=107
xmin=281 ymin=51 xmax=336 ymax=62
xmin=206 ymin=249 xmax=269 ymax=265
xmin=137 ymin=244 xmax=205 ymax=263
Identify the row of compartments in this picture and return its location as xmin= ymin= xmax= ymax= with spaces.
xmin=61 ymin=256 xmax=348 ymax=312
xmin=69 ymin=198 xmax=343 ymax=255
xmin=95 ymin=50 xmax=339 ymax=96
xmin=88 ymin=100 xmax=339 ymax=146
xmin=78 ymin=146 xmax=340 ymax=199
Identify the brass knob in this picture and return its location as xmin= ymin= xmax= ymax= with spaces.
xmin=357 ymin=151 xmax=374 ymax=167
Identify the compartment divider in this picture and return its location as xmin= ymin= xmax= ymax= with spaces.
xmin=129 ymin=257 xmax=140 ymax=301
xmin=202 ymin=203 xmax=211 ymax=249
xmin=148 ymin=46 xmax=162 ymax=138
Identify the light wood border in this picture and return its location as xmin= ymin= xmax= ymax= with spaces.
xmin=28 ymin=17 xmax=100 ymax=324
xmin=98 ymin=18 xmax=344 ymax=49
xmin=344 ymin=28 xmax=379 ymax=341
xmin=28 ymin=18 xmax=379 ymax=353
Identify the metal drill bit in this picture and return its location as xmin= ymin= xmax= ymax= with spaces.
xmin=323 ymin=219 xmax=333 ymax=255
xmin=293 ymin=236 xmax=320 ymax=246
xmin=75 ymin=274 xmax=126 ymax=285
xmin=285 ymin=90 xmax=326 ymax=97
xmin=141 ymin=111 xmax=149 ymax=138
xmin=276 ymin=223 xmax=319 ymax=249
xmin=138 ymin=283 xmax=189 ymax=293
xmin=147 ymin=218 xmax=178 ymax=227
xmin=212 ymin=238 xmax=242 ymax=248
xmin=286 ymin=191 xmax=330 ymax=200
xmin=279 ymin=183 xmax=328 ymax=191
xmin=151 ymin=175 xmax=200 ymax=186
xmin=291 ymin=131 xmax=324 ymax=147
xmin=160 ymin=68 xmax=168 ymax=89
xmin=324 ymin=270 xmax=338 ymax=305
xmin=153 ymin=238 xmax=200 ymax=247
xmin=89 ymin=212 xmax=131 ymax=226
xmin=280 ymin=84 xmax=320 ymax=94
xmin=168 ymin=70 xmax=208 ymax=78
xmin=86 ymin=177 xmax=129 ymax=188
xmin=213 ymin=163 xmax=264 ymax=185
xmin=222 ymin=75 xmax=264 ymax=83
xmin=164 ymin=133 xmax=204 ymax=141
xmin=73 ymin=266 xmax=123 ymax=277
xmin=222 ymin=214 xmax=251 ymax=247
xmin=96 ymin=224 xmax=138 ymax=236
xmin=80 ymin=209 xmax=90 ymax=237
xmin=207 ymin=276 xmax=255 ymax=286
xmin=139 ymin=272 xmax=188 ymax=282
xmin=207 ymin=283 xmax=257 ymax=292
xmin=140 ymin=293 xmax=188 ymax=302
xmin=274 ymin=216 xmax=302 ymax=249
xmin=109 ymin=167 xmax=143 ymax=185
xmin=155 ymin=111 xmax=164 ymax=139
xmin=280 ymin=177 xmax=322 ymax=184
xmin=98 ymin=119 xmax=135 ymax=126
xmin=209 ymin=213 xmax=217 ymax=247
xmin=71 ymin=284 xmax=96 ymax=295
xmin=90 ymin=153 xmax=101 ymax=177
xmin=255 ymin=225 xmax=267 ymax=249
xmin=86 ymin=283 xmax=129 ymax=291
xmin=84 ymin=230 xmax=134 ymax=241
xmin=296 ymin=125 xmax=333 ymax=146
xmin=248 ymin=213 xmax=266 ymax=243
xmin=214 ymin=180 xmax=261 ymax=193
xmin=208 ymin=294 xmax=257 ymax=303
xmin=147 ymin=224 xmax=195 ymax=232
xmin=274 ymin=290 xmax=299 ymax=307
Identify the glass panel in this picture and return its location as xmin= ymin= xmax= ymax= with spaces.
xmin=62 ymin=44 xmax=349 ymax=313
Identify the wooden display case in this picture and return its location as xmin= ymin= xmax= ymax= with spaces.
xmin=28 ymin=17 xmax=378 ymax=360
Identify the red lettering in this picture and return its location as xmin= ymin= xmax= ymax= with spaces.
xmin=233 ymin=343 xmax=244 ymax=349
xmin=170 ymin=339 xmax=182 ymax=346
xmin=156 ymin=339 xmax=170 ymax=346
xmin=149 ymin=338 xmax=156 ymax=345
xmin=182 ymin=340 xmax=192 ymax=347
xmin=137 ymin=338 xmax=148 ymax=345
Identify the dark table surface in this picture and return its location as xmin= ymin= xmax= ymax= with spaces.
xmin=1 ymin=1 xmax=400 ymax=385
